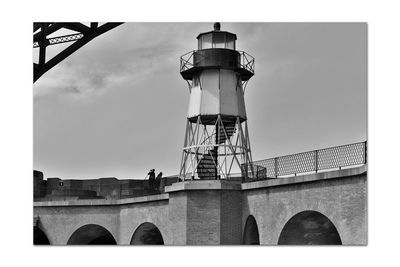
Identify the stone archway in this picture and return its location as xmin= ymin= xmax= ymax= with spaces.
xmin=67 ymin=224 xmax=117 ymax=245
xmin=243 ymin=215 xmax=260 ymax=245
xmin=278 ymin=210 xmax=342 ymax=245
xmin=130 ymin=222 xmax=164 ymax=245
xmin=34 ymin=226 xmax=50 ymax=245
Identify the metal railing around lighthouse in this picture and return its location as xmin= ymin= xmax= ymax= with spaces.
xmin=251 ymin=141 xmax=367 ymax=178
xmin=238 ymin=51 xmax=255 ymax=74
xmin=180 ymin=50 xmax=255 ymax=75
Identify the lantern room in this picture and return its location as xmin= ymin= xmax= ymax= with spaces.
xmin=197 ymin=23 xmax=237 ymax=50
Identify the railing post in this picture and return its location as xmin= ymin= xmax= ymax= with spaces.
xmin=364 ymin=141 xmax=367 ymax=164
xmin=274 ymin=157 xmax=278 ymax=178
xmin=315 ymin=150 xmax=319 ymax=173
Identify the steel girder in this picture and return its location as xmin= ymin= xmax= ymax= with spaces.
xmin=33 ymin=22 xmax=124 ymax=83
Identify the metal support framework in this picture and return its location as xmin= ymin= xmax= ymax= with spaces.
xmin=179 ymin=115 xmax=254 ymax=180
xmin=33 ymin=22 xmax=124 ymax=83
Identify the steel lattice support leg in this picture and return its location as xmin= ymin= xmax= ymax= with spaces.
xmin=179 ymin=116 xmax=253 ymax=181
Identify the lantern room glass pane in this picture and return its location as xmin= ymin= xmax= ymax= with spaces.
xmin=213 ymin=32 xmax=225 ymax=48
xmin=200 ymin=33 xmax=212 ymax=49
xmin=226 ymin=34 xmax=235 ymax=50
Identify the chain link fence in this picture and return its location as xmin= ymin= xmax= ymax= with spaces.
xmin=252 ymin=141 xmax=367 ymax=178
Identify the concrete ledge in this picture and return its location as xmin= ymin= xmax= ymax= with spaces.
xmin=34 ymin=193 xmax=169 ymax=207
xmin=165 ymin=180 xmax=242 ymax=193
xmin=241 ymin=165 xmax=367 ymax=191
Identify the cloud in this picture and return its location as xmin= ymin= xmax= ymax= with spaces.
xmin=63 ymin=85 xmax=80 ymax=94
xmin=33 ymin=24 xmax=187 ymax=103
xmin=33 ymin=64 xmax=110 ymax=102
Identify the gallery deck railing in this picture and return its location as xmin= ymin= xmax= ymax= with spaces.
xmin=180 ymin=50 xmax=255 ymax=75
xmin=238 ymin=51 xmax=255 ymax=74
xmin=251 ymin=141 xmax=367 ymax=178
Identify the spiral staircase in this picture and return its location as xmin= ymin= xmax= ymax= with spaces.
xmin=196 ymin=122 xmax=236 ymax=179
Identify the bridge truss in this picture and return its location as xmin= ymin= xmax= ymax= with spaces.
xmin=33 ymin=22 xmax=123 ymax=82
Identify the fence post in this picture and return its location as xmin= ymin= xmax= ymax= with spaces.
xmin=274 ymin=157 xmax=278 ymax=178
xmin=364 ymin=141 xmax=367 ymax=164
xmin=315 ymin=150 xmax=319 ymax=173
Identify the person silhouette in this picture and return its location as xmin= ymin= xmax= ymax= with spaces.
xmin=155 ymin=172 xmax=162 ymax=190
xmin=148 ymin=169 xmax=156 ymax=190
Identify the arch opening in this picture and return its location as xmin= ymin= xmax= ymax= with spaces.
xmin=67 ymin=224 xmax=117 ymax=245
xmin=34 ymin=226 xmax=50 ymax=245
xmin=243 ymin=215 xmax=260 ymax=245
xmin=278 ymin=210 xmax=342 ymax=245
xmin=130 ymin=222 xmax=164 ymax=245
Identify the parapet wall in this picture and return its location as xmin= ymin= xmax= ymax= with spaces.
xmin=33 ymin=174 xmax=179 ymax=201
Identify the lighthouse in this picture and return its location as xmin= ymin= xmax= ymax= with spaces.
xmin=179 ymin=23 xmax=257 ymax=181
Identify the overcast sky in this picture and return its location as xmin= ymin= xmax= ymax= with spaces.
xmin=33 ymin=22 xmax=367 ymax=179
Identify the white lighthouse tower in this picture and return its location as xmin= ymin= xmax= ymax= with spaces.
xmin=179 ymin=23 xmax=258 ymax=180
